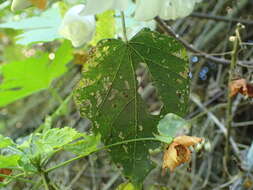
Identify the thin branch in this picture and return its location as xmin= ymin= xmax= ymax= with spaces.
xmin=66 ymin=164 xmax=88 ymax=190
xmin=41 ymin=172 xmax=50 ymax=190
xmin=232 ymin=120 xmax=253 ymax=127
xmin=155 ymin=17 xmax=253 ymax=68
xmin=190 ymin=94 xmax=241 ymax=158
xmin=190 ymin=12 xmax=253 ymax=26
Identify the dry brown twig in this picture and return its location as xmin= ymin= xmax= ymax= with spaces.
xmin=155 ymin=17 xmax=253 ymax=68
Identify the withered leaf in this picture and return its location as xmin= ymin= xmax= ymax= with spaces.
xmin=229 ymin=78 xmax=253 ymax=97
xmin=162 ymin=135 xmax=202 ymax=175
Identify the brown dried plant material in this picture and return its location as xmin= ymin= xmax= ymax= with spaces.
xmin=30 ymin=0 xmax=47 ymax=9
xmin=0 ymin=169 xmax=12 ymax=182
xmin=229 ymin=78 xmax=253 ymax=97
xmin=162 ymin=136 xmax=202 ymax=175
xmin=73 ymin=51 xmax=89 ymax=65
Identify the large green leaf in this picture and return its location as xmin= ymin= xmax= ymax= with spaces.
xmin=0 ymin=6 xmax=61 ymax=45
xmin=74 ymin=28 xmax=189 ymax=184
xmin=0 ymin=41 xmax=73 ymax=107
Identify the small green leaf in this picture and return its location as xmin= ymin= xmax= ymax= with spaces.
xmin=0 ymin=135 xmax=14 ymax=148
xmin=0 ymin=6 xmax=62 ymax=45
xmin=158 ymin=113 xmax=189 ymax=138
xmin=0 ymin=155 xmax=20 ymax=168
xmin=64 ymin=134 xmax=100 ymax=156
xmin=40 ymin=127 xmax=83 ymax=148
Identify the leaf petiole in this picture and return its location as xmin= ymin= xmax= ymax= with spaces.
xmin=45 ymin=137 xmax=159 ymax=173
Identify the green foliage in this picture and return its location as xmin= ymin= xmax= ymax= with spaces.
xmin=116 ymin=182 xmax=136 ymax=190
xmin=155 ymin=113 xmax=189 ymax=143
xmin=74 ymin=28 xmax=189 ymax=185
xmin=149 ymin=185 xmax=171 ymax=190
xmin=0 ymin=135 xmax=14 ymax=148
xmin=39 ymin=127 xmax=83 ymax=148
xmin=158 ymin=113 xmax=188 ymax=137
xmin=0 ymin=6 xmax=62 ymax=45
xmin=0 ymin=126 xmax=100 ymax=184
xmin=0 ymin=41 xmax=73 ymax=107
xmin=2 ymin=45 xmax=26 ymax=62
xmin=64 ymin=134 xmax=100 ymax=156
xmin=16 ymin=127 xmax=95 ymax=172
xmin=91 ymin=10 xmax=115 ymax=46
xmin=0 ymin=155 xmax=20 ymax=168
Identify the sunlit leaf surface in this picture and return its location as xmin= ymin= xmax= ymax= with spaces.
xmin=0 ymin=41 xmax=73 ymax=107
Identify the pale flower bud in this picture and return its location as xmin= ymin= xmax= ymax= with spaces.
xmin=135 ymin=0 xmax=202 ymax=21
xmin=11 ymin=0 xmax=32 ymax=11
xmin=59 ymin=4 xmax=96 ymax=48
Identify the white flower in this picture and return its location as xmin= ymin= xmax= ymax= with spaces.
xmin=59 ymin=5 xmax=96 ymax=48
xmin=80 ymin=0 xmax=129 ymax=15
xmin=135 ymin=0 xmax=201 ymax=21
xmin=11 ymin=0 xmax=32 ymax=11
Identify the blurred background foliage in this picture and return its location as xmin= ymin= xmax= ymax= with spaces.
xmin=0 ymin=0 xmax=253 ymax=189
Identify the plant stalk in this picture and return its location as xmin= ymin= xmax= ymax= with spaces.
xmin=225 ymin=24 xmax=241 ymax=169
xmin=41 ymin=172 xmax=50 ymax=190
xmin=46 ymin=137 xmax=158 ymax=173
xmin=120 ymin=11 xmax=128 ymax=42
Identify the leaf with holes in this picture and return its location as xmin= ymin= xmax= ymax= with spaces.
xmin=74 ymin=28 xmax=189 ymax=185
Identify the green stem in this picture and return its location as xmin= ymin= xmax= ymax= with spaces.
xmin=46 ymin=137 xmax=158 ymax=173
xmin=225 ymin=24 xmax=241 ymax=169
xmin=41 ymin=172 xmax=50 ymax=190
xmin=120 ymin=11 xmax=128 ymax=42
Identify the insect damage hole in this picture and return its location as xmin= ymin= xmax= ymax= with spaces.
xmin=136 ymin=62 xmax=163 ymax=115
